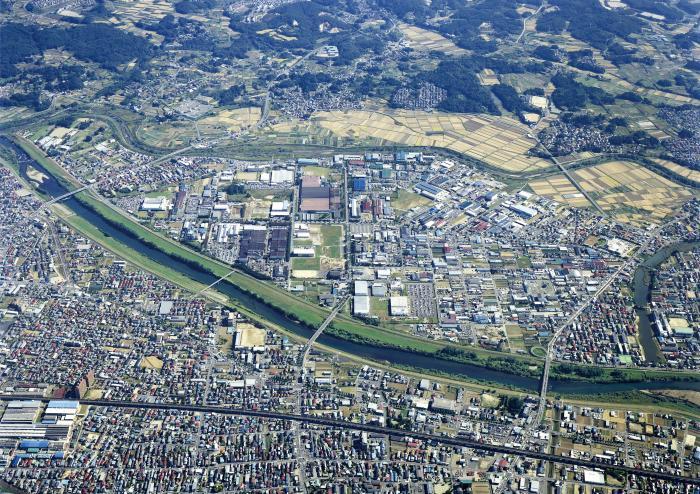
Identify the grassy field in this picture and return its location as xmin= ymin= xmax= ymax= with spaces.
xmin=392 ymin=189 xmax=432 ymax=211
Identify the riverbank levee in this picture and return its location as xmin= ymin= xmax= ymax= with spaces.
xmin=4 ymin=135 xmax=700 ymax=396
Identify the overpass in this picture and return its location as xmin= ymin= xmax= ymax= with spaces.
xmin=0 ymin=395 xmax=695 ymax=485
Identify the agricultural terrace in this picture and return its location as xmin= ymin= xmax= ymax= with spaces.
xmin=398 ymin=23 xmax=467 ymax=56
xmin=309 ymin=110 xmax=552 ymax=173
xmin=530 ymin=161 xmax=694 ymax=225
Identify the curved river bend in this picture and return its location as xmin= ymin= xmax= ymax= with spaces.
xmin=4 ymin=136 xmax=699 ymax=395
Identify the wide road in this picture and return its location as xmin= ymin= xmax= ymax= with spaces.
xmin=534 ymin=214 xmax=690 ymax=424
xmin=0 ymin=395 xmax=695 ymax=485
xmin=301 ymin=295 xmax=349 ymax=365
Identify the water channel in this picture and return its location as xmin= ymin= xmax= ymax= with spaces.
xmin=3 ymin=135 xmax=699 ymax=395
xmin=633 ymin=240 xmax=700 ymax=364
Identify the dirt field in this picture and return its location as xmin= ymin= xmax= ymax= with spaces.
xmin=307 ymin=109 xmax=552 ymax=173
xmin=237 ymin=323 xmax=266 ymax=348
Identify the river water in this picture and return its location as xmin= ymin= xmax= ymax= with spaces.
xmin=633 ymin=240 xmax=700 ymax=364
xmin=4 ymin=136 xmax=700 ymax=395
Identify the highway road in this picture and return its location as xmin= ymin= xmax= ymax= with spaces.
xmin=0 ymin=395 xmax=695 ymax=485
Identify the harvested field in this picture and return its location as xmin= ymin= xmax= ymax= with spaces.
xmin=530 ymin=160 xmax=694 ymax=225
xmin=652 ymin=158 xmax=700 ymax=183
xmin=199 ymin=107 xmax=260 ymax=133
xmin=308 ymin=109 xmax=552 ymax=173
xmin=398 ymin=23 xmax=467 ymax=56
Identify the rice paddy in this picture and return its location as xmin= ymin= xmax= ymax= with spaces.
xmin=307 ymin=109 xmax=552 ymax=173
xmin=529 ymin=160 xmax=694 ymax=225
xmin=398 ymin=23 xmax=467 ymax=56
xmin=199 ymin=107 xmax=261 ymax=133
xmin=652 ymin=158 xmax=700 ymax=183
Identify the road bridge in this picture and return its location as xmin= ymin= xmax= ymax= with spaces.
xmin=300 ymin=295 xmax=349 ymax=366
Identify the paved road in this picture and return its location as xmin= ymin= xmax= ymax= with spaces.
xmin=533 ymin=135 xmax=606 ymax=215
xmin=36 ymin=184 xmax=92 ymax=210
xmin=515 ymin=1 xmax=546 ymax=44
xmin=0 ymin=395 xmax=695 ymax=485
xmin=534 ymin=214 xmax=689 ymax=424
xmin=301 ymin=295 xmax=349 ymax=365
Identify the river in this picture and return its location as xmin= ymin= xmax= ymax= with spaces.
xmin=633 ymin=240 xmax=700 ymax=364
xmin=3 ymin=136 xmax=700 ymax=395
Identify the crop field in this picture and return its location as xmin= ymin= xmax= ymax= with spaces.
xmin=0 ymin=106 xmax=33 ymax=124
xmin=652 ymin=158 xmax=700 ymax=183
xmin=530 ymin=161 xmax=694 ymax=225
xmin=398 ymin=23 xmax=467 ymax=56
xmin=136 ymin=121 xmax=196 ymax=148
xmin=477 ymin=69 xmax=499 ymax=86
xmin=199 ymin=107 xmax=260 ymax=133
xmin=109 ymin=0 xmax=175 ymax=43
xmin=528 ymin=175 xmax=592 ymax=208
xmin=111 ymin=0 xmax=176 ymax=21
xmin=111 ymin=0 xmax=237 ymax=44
xmin=309 ymin=110 xmax=552 ymax=173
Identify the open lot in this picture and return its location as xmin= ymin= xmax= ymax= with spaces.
xmin=291 ymin=224 xmax=343 ymax=278
xmin=391 ymin=189 xmax=432 ymax=212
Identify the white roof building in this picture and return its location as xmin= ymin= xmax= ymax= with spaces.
xmin=270 ymin=200 xmax=290 ymax=217
xmin=270 ymin=169 xmax=295 ymax=184
xmin=390 ymin=296 xmax=409 ymax=316
xmin=354 ymin=280 xmax=369 ymax=296
xmin=140 ymin=196 xmax=170 ymax=211
xmin=353 ymin=296 xmax=370 ymax=315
